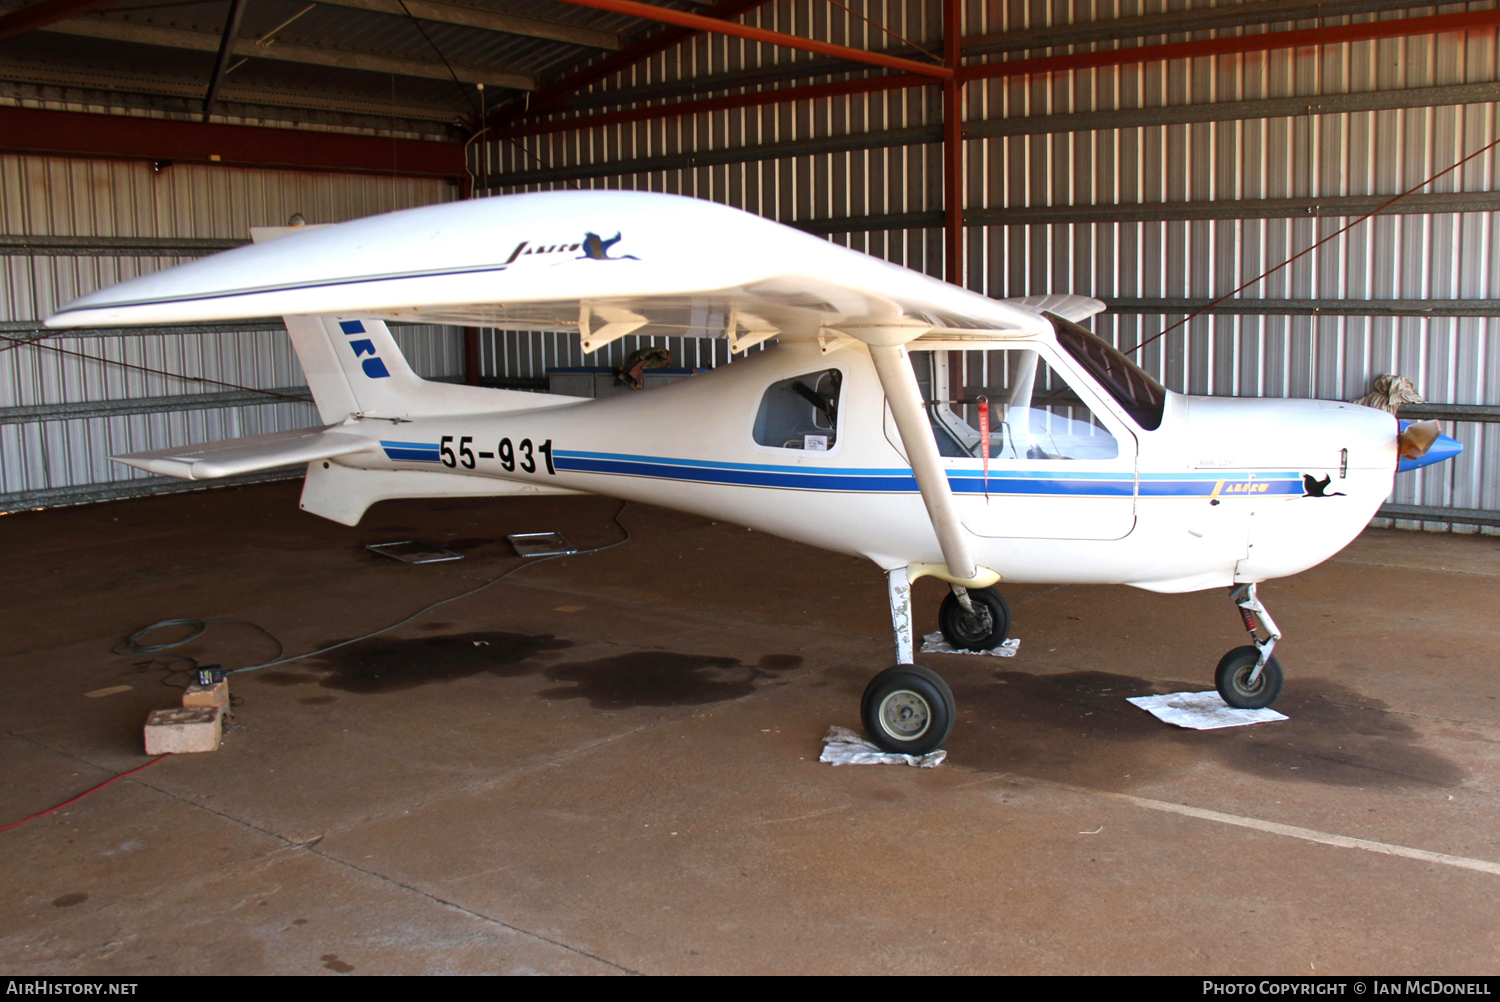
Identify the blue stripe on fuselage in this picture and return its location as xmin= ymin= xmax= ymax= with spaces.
xmin=375 ymin=443 xmax=1303 ymax=497
xmin=552 ymin=449 xmax=1303 ymax=498
xmin=380 ymin=440 xmax=442 ymax=463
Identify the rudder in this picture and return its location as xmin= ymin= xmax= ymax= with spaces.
xmin=284 ymin=313 xmax=587 ymax=422
xmin=284 ymin=314 xmax=428 ymax=421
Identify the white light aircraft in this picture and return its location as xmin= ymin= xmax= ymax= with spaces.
xmin=47 ymin=191 xmax=1461 ymax=754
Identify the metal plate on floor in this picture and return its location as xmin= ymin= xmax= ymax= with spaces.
xmin=366 ymin=540 xmax=464 ymax=564
xmin=508 ymin=532 xmax=577 ymax=558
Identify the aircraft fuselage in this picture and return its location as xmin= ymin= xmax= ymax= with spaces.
xmin=310 ymin=336 xmax=1397 ymax=595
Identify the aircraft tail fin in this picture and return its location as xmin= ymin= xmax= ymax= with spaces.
xmin=286 ymin=314 xmax=423 ymax=422
xmin=285 ymin=313 xmax=582 ymax=423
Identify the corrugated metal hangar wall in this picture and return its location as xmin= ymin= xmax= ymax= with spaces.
xmin=2 ymin=0 xmax=1497 ymax=533
xmin=0 ymin=152 xmax=461 ymax=510
xmin=477 ymin=0 xmax=1500 ymax=532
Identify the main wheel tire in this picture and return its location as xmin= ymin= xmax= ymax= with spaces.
xmin=861 ymin=664 xmax=955 ymax=755
xmin=1215 ymin=645 xmax=1284 ymax=709
xmin=938 ymin=588 xmax=1012 ymax=651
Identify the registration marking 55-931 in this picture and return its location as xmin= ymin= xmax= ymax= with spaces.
xmin=439 ymin=435 xmax=554 ymax=474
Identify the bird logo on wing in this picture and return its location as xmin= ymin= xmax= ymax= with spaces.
xmin=579 ymin=232 xmax=639 ymax=261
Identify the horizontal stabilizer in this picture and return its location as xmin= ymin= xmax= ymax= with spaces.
xmin=111 ymin=426 xmax=372 ymax=480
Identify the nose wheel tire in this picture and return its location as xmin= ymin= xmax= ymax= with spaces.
xmin=938 ymin=587 xmax=1012 ymax=651
xmin=861 ymin=664 xmax=955 ymax=755
xmin=1215 ymin=645 xmax=1284 ymax=709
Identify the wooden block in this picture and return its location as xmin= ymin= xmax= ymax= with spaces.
xmin=144 ymin=706 xmax=221 ymax=754
xmin=183 ymin=678 xmax=229 ymax=714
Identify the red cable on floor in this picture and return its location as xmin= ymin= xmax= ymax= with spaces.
xmin=0 ymin=756 xmax=168 ymax=833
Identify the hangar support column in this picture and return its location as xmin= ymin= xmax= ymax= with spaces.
xmin=943 ymin=0 xmax=964 ymax=288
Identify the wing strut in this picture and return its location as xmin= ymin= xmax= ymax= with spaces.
xmin=867 ymin=342 xmax=996 ymax=587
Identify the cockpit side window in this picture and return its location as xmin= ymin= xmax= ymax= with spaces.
xmin=1048 ymin=312 xmax=1166 ymax=431
xmin=753 ymin=369 xmax=842 ymax=451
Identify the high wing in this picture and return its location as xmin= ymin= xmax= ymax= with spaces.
xmin=47 ymin=190 xmax=1091 ymax=589
xmin=45 ymin=190 xmax=1052 ymax=348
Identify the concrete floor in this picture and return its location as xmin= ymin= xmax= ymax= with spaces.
xmin=1 ymin=482 xmax=1498 ymax=975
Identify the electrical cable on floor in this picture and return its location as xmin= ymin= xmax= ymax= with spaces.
xmin=117 ymin=619 xmax=284 ymax=687
xmin=4 ymin=503 xmax=633 ymax=835
xmin=0 ymin=757 xmax=167 ymax=834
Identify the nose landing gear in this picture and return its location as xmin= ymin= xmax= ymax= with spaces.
xmin=1215 ymin=583 xmax=1284 ymax=709
xmin=938 ymin=585 xmax=1012 ymax=651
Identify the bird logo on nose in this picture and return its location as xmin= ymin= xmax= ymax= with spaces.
xmin=1302 ymin=473 xmax=1345 ymax=497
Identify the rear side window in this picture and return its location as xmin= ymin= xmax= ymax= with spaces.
xmin=754 ymin=369 xmax=841 ymax=451
xmin=1048 ymin=312 xmax=1166 ymax=431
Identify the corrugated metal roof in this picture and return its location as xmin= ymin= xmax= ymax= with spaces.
xmin=0 ymin=0 xmax=719 ymax=134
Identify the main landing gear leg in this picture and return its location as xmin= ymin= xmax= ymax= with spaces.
xmin=861 ymin=567 xmax=956 ymax=756
xmin=1214 ymin=583 xmax=1285 ymax=709
xmin=888 ymin=567 xmax=914 ymax=665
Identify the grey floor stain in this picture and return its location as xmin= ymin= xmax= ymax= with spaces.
xmin=947 ymin=670 xmax=1463 ymax=790
xmin=538 ymin=651 xmax=768 ymax=708
xmin=256 ymin=632 xmax=805 ymax=709
xmin=299 ymin=632 xmax=574 ymax=694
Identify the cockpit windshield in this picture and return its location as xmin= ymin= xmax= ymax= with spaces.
xmin=1047 ymin=312 xmax=1166 ymax=431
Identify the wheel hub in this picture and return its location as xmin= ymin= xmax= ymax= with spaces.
xmin=1234 ymin=665 xmax=1267 ymax=695
xmin=879 ymin=689 xmax=931 ymax=740
xmin=956 ymin=606 xmax=993 ymax=642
